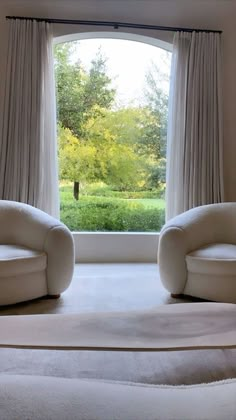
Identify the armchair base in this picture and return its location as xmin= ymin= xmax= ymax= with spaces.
xmin=171 ymin=293 xmax=182 ymax=298
xmin=47 ymin=294 xmax=61 ymax=299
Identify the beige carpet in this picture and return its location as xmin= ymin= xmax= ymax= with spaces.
xmin=0 ymin=303 xmax=235 ymax=351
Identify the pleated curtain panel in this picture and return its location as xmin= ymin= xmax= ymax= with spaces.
xmin=166 ymin=31 xmax=224 ymax=221
xmin=0 ymin=19 xmax=59 ymax=218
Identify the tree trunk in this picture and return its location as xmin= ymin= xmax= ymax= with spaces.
xmin=74 ymin=181 xmax=80 ymax=200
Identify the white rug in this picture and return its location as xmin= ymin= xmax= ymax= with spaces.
xmin=0 ymin=302 xmax=235 ymax=351
xmin=0 ymin=374 xmax=235 ymax=420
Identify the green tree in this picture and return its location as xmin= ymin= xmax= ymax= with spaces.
xmin=95 ymin=106 xmax=167 ymax=190
xmin=146 ymin=157 xmax=166 ymax=190
xmin=58 ymin=107 xmax=147 ymax=197
xmin=55 ymin=42 xmax=116 ymax=198
xmin=58 ymin=125 xmax=97 ymax=200
xmin=140 ymin=51 xmax=171 ymax=189
xmin=56 ymin=42 xmax=170 ymax=197
xmin=54 ymin=42 xmax=116 ymax=139
xmin=85 ymin=108 xmax=147 ymax=190
xmin=82 ymin=50 xmax=116 ymax=132
xmin=143 ymin=52 xmax=171 ymax=158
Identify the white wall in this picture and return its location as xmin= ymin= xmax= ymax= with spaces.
xmin=0 ymin=0 xmax=236 ymax=261
xmin=73 ymin=232 xmax=159 ymax=263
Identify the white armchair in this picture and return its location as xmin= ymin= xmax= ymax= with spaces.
xmin=0 ymin=200 xmax=74 ymax=305
xmin=158 ymin=203 xmax=236 ymax=303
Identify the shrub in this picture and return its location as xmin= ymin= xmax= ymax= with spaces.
xmin=60 ymin=182 xmax=166 ymax=200
xmin=60 ymin=196 xmax=165 ymax=232
xmin=84 ymin=185 xmax=164 ymax=199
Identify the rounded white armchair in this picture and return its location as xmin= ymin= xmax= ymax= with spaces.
xmin=0 ymin=200 xmax=74 ymax=306
xmin=158 ymin=203 xmax=236 ymax=303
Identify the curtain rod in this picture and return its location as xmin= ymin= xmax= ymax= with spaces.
xmin=6 ymin=16 xmax=222 ymax=34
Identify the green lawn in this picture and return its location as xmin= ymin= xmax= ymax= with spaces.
xmin=127 ymin=198 xmax=165 ymax=209
xmin=59 ymin=183 xmax=166 ymax=232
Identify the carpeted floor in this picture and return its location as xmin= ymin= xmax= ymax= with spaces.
xmin=0 ymin=264 xmax=235 ymax=385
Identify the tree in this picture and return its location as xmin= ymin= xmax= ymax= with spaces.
xmin=54 ymin=43 xmax=116 ymax=139
xmin=58 ymin=125 xmax=98 ymax=200
xmin=143 ymin=52 xmax=171 ymax=159
xmin=84 ymin=108 xmax=147 ymax=190
xmin=81 ymin=49 xmax=116 ymax=132
xmin=139 ymin=51 xmax=171 ymax=189
xmin=146 ymin=157 xmax=166 ymax=190
xmin=58 ymin=107 xmax=147 ymax=197
xmin=55 ymin=42 xmax=116 ymax=198
xmin=95 ymin=106 xmax=167 ymax=190
xmin=56 ymin=42 xmax=171 ymax=196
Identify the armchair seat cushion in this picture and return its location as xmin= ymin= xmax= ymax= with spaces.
xmin=186 ymin=243 xmax=236 ymax=275
xmin=0 ymin=245 xmax=47 ymax=277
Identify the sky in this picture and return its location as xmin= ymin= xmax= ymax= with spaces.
xmin=70 ymin=38 xmax=171 ymax=107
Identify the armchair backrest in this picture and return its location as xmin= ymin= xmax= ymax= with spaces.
xmin=0 ymin=200 xmax=61 ymax=250
xmin=162 ymin=203 xmax=236 ymax=253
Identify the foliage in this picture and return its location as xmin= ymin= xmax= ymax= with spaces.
xmin=143 ymin=52 xmax=171 ymax=158
xmin=58 ymin=125 xmax=97 ymax=184
xmin=83 ymin=183 xmax=164 ymax=199
xmin=146 ymin=157 xmax=167 ymax=189
xmin=55 ymin=42 xmax=170 ymax=223
xmin=58 ymin=110 xmax=147 ymax=193
xmin=84 ymin=108 xmax=147 ymax=190
xmin=55 ymin=44 xmax=148 ymax=194
xmin=60 ymin=194 xmax=165 ymax=232
xmin=54 ymin=43 xmax=115 ymax=138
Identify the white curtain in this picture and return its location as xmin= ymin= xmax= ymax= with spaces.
xmin=166 ymin=31 xmax=224 ymax=220
xmin=0 ymin=19 xmax=59 ymax=218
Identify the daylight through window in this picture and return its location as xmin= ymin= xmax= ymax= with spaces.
xmin=54 ymin=38 xmax=171 ymax=232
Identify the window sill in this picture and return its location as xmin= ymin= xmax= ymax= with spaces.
xmin=72 ymin=232 xmax=159 ymax=263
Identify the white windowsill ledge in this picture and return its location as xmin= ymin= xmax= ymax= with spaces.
xmin=72 ymin=232 xmax=159 ymax=263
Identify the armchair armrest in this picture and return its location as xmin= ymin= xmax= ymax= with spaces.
xmin=44 ymin=225 xmax=74 ymax=294
xmin=158 ymin=227 xmax=188 ymax=294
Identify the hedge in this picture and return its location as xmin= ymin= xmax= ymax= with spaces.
xmin=60 ymin=197 xmax=165 ymax=232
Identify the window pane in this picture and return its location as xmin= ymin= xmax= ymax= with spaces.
xmin=54 ymin=38 xmax=171 ymax=232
